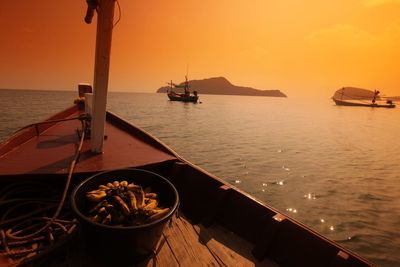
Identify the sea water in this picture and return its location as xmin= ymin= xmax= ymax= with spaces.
xmin=1 ymin=89 xmax=399 ymax=266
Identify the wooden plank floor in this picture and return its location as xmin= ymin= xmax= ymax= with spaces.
xmin=138 ymin=215 xmax=279 ymax=267
xmin=2 ymin=213 xmax=279 ymax=266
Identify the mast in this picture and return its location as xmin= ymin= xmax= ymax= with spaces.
xmin=86 ymin=0 xmax=116 ymax=153
xmin=185 ymin=64 xmax=189 ymax=95
xmin=184 ymin=75 xmax=189 ymax=95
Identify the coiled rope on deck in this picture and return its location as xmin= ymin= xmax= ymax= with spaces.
xmin=0 ymin=115 xmax=89 ymax=266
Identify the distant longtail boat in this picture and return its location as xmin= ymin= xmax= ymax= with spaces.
xmin=332 ymin=88 xmax=396 ymax=108
xmin=167 ymin=76 xmax=199 ymax=103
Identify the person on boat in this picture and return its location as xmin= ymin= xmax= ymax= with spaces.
xmin=372 ymin=90 xmax=380 ymax=104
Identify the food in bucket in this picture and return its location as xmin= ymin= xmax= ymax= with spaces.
xmin=85 ymin=180 xmax=170 ymax=226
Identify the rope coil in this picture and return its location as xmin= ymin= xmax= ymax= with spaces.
xmin=0 ymin=116 xmax=89 ymax=265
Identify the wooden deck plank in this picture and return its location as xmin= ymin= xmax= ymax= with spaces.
xmin=193 ymin=223 xmax=280 ymax=267
xmin=160 ymin=216 xmax=219 ymax=266
xmin=139 ymin=215 xmax=279 ymax=267
xmin=137 ymin=235 xmax=179 ymax=267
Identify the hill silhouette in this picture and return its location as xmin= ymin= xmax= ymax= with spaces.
xmin=156 ymin=77 xmax=287 ymax=97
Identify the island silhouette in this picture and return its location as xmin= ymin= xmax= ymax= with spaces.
xmin=157 ymin=77 xmax=287 ymax=97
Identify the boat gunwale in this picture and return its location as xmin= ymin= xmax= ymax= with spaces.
xmin=0 ymin=105 xmax=80 ymax=157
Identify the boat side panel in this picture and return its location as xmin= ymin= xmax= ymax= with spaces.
xmin=169 ymin=162 xmax=226 ymax=224
xmin=268 ymin=219 xmax=338 ymax=266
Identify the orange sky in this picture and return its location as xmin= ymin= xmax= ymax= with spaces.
xmin=1 ymin=0 xmax=399 ymax=97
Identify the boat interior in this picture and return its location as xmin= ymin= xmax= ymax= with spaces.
xmin=0 ymin=105 xmax=373 ymax=266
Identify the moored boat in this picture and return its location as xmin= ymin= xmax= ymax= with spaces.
xmin=167 ymin=77 xmax=199 ymax=103
xmin=332 ymin=87 xmax=396 ymax=108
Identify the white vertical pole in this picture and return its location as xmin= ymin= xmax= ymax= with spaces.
xmin=91 ymin=0 xmax=116 ymax=153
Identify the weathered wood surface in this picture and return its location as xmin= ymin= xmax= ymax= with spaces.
xmin=193 ymin=223 xmax=279 ymax=267
xmin=138 ymin=215 xmax=279 ymax=267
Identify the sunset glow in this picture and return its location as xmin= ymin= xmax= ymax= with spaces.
xmin=1 ymin=0 xmax=399 ymax=97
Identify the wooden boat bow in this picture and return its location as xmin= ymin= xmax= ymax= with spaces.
xmin=0 ymin=106 xmax=177 ymax=176
xmin=0 ymin=2 xmax=377 ymax=266
xmin=0 ymin=101 xmax=377 ymax=266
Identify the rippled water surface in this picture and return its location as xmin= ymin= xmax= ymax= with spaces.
xmin=1 ymin=89 xmax=399 ymax=266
